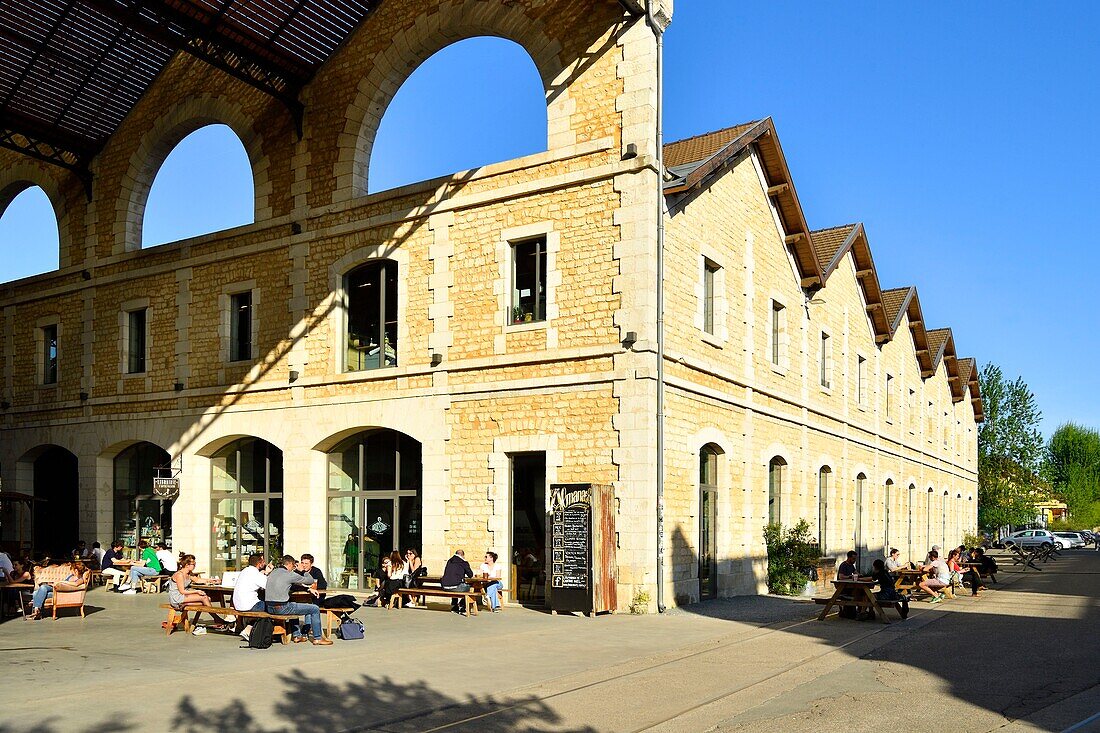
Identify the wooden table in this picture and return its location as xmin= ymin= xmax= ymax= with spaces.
xmin=1 ymin=582 xmax=33 ymax=617
xmin=816 ymin=579 xmax=897 ymax=623
xmin=893 ymin=568 xmax=927 ymax=593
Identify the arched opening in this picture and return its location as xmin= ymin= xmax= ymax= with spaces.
xmin=142 ymin=124 xmax=254 ymax=248
xmin=884 ymin=479 xmax=894 ymax=555
xmin=22 ymin=446 xmax=78 ymax=558
xmin=210 ymin=438 xmax=284 ymax=576
xmin=907 ymin=484 xmax=917 ymax=561
xmin=0 ymin=185 xmax=59 ymax=280
xmin=942 ymin=490 xmax=950 ymax=549
xmin=817 ymin=466 xmax=832 ymax=555
xmin=367 ymin=37 xmax=547 ymax=194
xmin=113 ymin=442 xmax=173 ymax=547
xmin=855 ymin=473 xmax=867 ymax=566
xmin=345 ymin=259 xmax=399 ymax=371
xmin=925 ymin=487 xmax=935 ymax=555
xmin=767 ymin=456 xmax=786 ymax=526
xmin=325 ymin=429 xmax=422 ymax=590
xmin=699 ymin=445 xmax=721 ymax=600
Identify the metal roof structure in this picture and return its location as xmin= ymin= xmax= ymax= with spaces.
xmin=0 ymin=0 xmax=379 ymax=177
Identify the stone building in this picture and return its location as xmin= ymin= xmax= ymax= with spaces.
xmin=0 ymin=0 xmax=980 ymax=608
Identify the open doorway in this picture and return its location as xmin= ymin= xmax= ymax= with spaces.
xmin=511 ymin=452 xmax=546 ymax=606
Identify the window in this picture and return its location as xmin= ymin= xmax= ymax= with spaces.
xmin=885 ymin=374 xmax=894 ymax=418
xmin=855 ymin=473 xmax=866 ymax=560
xmin=819 ymin=332 xmax=831 ymax=388
xmin=346 ymin=260 xmax=398 ymax=371
xmin=770 ymin=301 xmax=785 ymax=367
xmin=702 ymin=260 xmax=719 ymax=335
xmin=126 ymin=308 xmax=147 ymax=374
xmin=857 ymin=355 xmax=867 ymax=406
xmin=229 ymin=291 xmax=253 ymax=362
xmin=768 ymin=456 xmax=785 ymax=525
xmin=908 ymin=388 xmax=916 ymax=432
xmin=884 ymin=479 xmax=894 ymax=550
xmin=211 ymin=438 xmax=284 ymax=575
xmin=40 ymin=324 xmax=58 ymax=385
xmin=817 ymin=466 xmax=831 ymax=553
xmin=699 ymin=445 xmax=720 ymax=600
xmin=511 ymin=237 xmax=547 ymax=324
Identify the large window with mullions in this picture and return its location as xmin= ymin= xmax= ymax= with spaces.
xmin=210 ymin=438 xmax=283 ymax=576
xmin=346 ymin=260 xmax=398 ymax=371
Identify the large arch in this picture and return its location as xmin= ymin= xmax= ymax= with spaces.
xmin=335 ymin=1 xmax=572 ymax=202
xmin=111 ymin=441 xmax=173 ymax=548
xmin=14 ymin=445 xmax=78 ymax=558
xmin=0 ymin=162 xmax=72 ymax=270
xmin=113 ymin=94 xmax=271 ymax=253
xmin=207 ymin=436 xmax=285 ymax=575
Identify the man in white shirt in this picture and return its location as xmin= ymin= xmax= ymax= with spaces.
xmin=232 ymin=553 xmax=269 ymax=641
xmin=155 ymin=543 xmax=178 ymax=574
xmin=92 ymin=542 xmax=106 ymax=568
xmin=0 ymin=550 xmax=13 ymax=581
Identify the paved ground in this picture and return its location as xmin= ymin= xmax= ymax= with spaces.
xmin=1 ymin=552 xmax=1098 ymax=733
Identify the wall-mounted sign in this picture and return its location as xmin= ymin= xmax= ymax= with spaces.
xmin=152 ymin=477 xmax=180 ymax=500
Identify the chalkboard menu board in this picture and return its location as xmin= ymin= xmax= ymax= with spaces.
xmin=549 ymin=483 xmax=616 ymax=616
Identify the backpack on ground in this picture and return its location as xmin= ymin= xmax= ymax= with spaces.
xmin=338 ymin=616 xmax=364 ymax=640
xmin=245 ymin=617 xmax=275 ymax=649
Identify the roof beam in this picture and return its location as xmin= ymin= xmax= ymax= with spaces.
xmin=784 ymin=232 xmax=806 ymax=245
xmin=767 ymin=182 xmax=789 ymax=197
xmin=79 ymin=0 xmax=306 ymax=132
xmin=0 ymin=108 xmax=94 ymax=173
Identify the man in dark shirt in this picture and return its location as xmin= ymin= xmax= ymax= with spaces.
xmin=298 ymin=554 xmax=328 ymax=591
xmin=441 ymin=549 xmax=473 ymax=615
xmin=101 ymin=540 xmax=126 ymax=591
xmin=837 ymin=550 xmax=859 ymax=580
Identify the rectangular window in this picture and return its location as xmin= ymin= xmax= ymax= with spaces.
xmin=511 ymin=237 xmax=547 ymax=324
xmin=229 ymin=291 xmax=253 ymax=362
xmin=346 ymin=261 xmax=398 ymax=371
xmin=127 ymin=308 xmax=147 ymax=374
xmin=819 ymin=332 xmax=830 ymax=388
xmin=770 ymin=301 xmax=785 ymax=366
xmin=41 ymin=324 xmax=58 ymax=385
xmin=857 ymin=355 xmax=867 ymax=405
xmin=703 ymin=259 xmax=719 ymax=335
xmin=886 ymin=374 xmax=894 ymax=418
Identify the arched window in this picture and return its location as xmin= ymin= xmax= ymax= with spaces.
xmin=884 ymin=479 xmax=894 ymax=553
xmin=368 ymin=37 xmax=547 ymax=193
xmin=768 ymin=457 xmax=786 ymax=526
xmin=210 ymin=438 xmax=284 ymax=575
xmin=907 ymin=484 xmax=917 ymax=560
xmin=926 ymin=487 xmax=935 ymax=553
xmin=855 ymin=473 xmax=867 ymax=560
xmin=326 ymin=429 xmax=422 ymax=590
xmin=817 ymin=466 xmax=831 ymax=554
xmin=345 ymin=260 xmax=399 ymax=371
xmin=699 ymin=445 xmax=721 ymax=600
xmin=0 ymin=185 xmax=59 ymax=279
xmin=113 ymin=442 xmax=172 ymax=547
xmin=142 ymin=124 xmax=254 ymax=247
xmin=942 ymin=490 xmax=950 ymax=549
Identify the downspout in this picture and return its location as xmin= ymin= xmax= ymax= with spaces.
xmin=644 ymin=0 xmax=667 ymax=613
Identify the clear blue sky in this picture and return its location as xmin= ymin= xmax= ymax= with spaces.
xmin=1 ymin=2 xmax=1096 ymax=436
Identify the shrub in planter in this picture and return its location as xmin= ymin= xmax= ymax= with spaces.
xmin=763 ymin=519 xmax=819 ymax=595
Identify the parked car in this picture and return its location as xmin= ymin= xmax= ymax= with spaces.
xmin=1053 ymin=531 xmax=1087 ymax=549
xmin=1000 ymin=529 xmax=1059 ymax=550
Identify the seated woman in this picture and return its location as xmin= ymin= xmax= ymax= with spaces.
xmin=5 ymin=559 xmax=32 ymax=585
xmin=403 ymin=548 xmax=427 ymax=607
xmin=27 ymin=561 xmax=88 ymax=621
xmin=168 ymin=554 xmax=212 ymax=610
xmin=870 ymin=558 xmax=909 ymax=619
xmin=380 ymin=552 xmax=406 ymax=608
xmin=479 ymin=551 xmax=504 ymax=612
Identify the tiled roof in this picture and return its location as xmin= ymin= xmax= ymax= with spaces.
xmin=663 ymin=121 xmax=759 ymax=168
xmin=926 ymin=328 xmax=951 ymax=366
xmin=958 ymin=357 xmax=975 ymax=386
xmin=810 ymin=224 xmax=858 ymax=271
xmin=882 ymin=287 xmax=912 ymax=326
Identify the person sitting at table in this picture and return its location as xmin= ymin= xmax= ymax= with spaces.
xmin=232 ymin=553 xmax=269 ymax=641
xmin=0 ymin=550 xmax=13 ymax=582
xmin=27 ymin=561 xmax=88 ymax=621
xmin=379 ymin=551 xmax=407 ymax=608
xmin=925 ymin=545 xmax=941 ymax=564
xmin=884 ymin=548 xmax=905 ymax=572
xmin=168 ymin=554 xmax=211 ymax=610
xmin=156 ymin=542 xmax=178 ymax=577
xmin=100 ymin=540 xmax=126 ymax=591
xmin=919 ymin=549 xmax=950 ymax=603
xmin=870 ymin=558 xmax=909 ymax=619
xmin=297 ymin=554 xmax=328 ymax=591
xmin=946 ymin=548 xmax=965 ymax=595
xmin=441 ymin=549 xmax=474 ymax=615
xmin=6 ymin=559 xmax=32 ymax=585
xmin=265 ymin=555 xmax=331 ymax=645
xmin=91 ymin=542 xmax=105 ymax=569
xmin=837 ymin=551 xmax=860 ymax=580
xmin=120 ymin=540 xmax=161 ymax=594
xmin=479 ymin=551 xmax=504 ymax=613
xmin=72 ymin=540 xmax=92 ymax=560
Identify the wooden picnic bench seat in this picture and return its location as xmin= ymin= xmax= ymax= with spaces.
xmin=159 ymin=603 xmax=297 ymax=642
xmin=140 ymin=574 xmax=172 ymax=593
xmin=1005 ymin=544 xmax=1042 ymax=571
xmin=389 ymin=587 xmax=481 ymax=616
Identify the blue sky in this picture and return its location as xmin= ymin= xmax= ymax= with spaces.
xmin=1 ymin=1 xmax=1096 ymax=435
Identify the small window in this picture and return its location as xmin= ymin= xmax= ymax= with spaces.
xmin=229 ymin=291 xmax=253 ymax=362
xmin=703 ymin=259 xmax=719 ymax=335
xmin=511 ymin=237 xmax=547 ymax=324
xmin=127 ymin=308 xmax=147 ymax=374
xmin=770 ymin=301 xmax=785 ymax=367
xmin=346 ymin=260 xmax=398 ymax=371
xmin=41 ymin=324 xmax=58 ymax=385
xmin=857 ymin=355 xmax=867 ymax=405
xmin=819 ymin=332 xmax=831 ymax=388
xmin=885 ymin=374 xmax=894 ymax=418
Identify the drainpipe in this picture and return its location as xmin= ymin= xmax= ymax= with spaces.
xmin=644 ymin=0 xmax=667 ymax=613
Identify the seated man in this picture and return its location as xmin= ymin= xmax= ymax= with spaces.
xmin=837 ymin=551 xmax=860 ymax=580
xmin=441 ymin=549 xmax=473 ymax=615
xmin=155 ymin=543 xmax=178 ymax=577
xmin=919 ymin=549 xmax=950 ymax=603
xmin=232 ymin=553 xmax=270 ymax=641
xmin=100 ymin=540 xmax=127 ymax=591
xmin=264 ymin=555 xmax=331 ymax=645
xmin=298 ymin=554 xmax=328 ymax=591
xmin=120 ymin=540 xmax=162 ymax=594
xmin=91 ymin=542 xmax=105 ymax=569
xmin=884 ymin=548 xmax=905 ymax=572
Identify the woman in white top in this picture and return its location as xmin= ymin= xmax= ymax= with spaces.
xmin=479 ymin=551 xmax=504 ymax=612
xmin=380 ymin=552 xmax=406 ymax=607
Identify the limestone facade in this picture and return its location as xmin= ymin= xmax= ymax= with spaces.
xmin=0 ymin=0 xmax=977 ymax=609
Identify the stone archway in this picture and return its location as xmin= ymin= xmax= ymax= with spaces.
xmin=15 ymin=445 xmax=79 ymax=558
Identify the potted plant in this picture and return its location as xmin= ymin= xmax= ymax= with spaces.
xmin=512 ymin=306 xmax=524 ymax=324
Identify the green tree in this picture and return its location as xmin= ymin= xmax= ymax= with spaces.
xmin=977 ymin=363 xmax=1044 ymax=529
xmin=1046 ymin=423 xmax=1100 ymax=523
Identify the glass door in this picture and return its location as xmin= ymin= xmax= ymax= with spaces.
xmin=699 ymin=447 xmax=719 ymax=600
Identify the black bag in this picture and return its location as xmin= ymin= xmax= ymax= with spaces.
xmin=320 ymin=594 xmax=361 ymax=612
xmin=338 ymin=617 xmax=364 ymax=640
xmin=246 ymin=617 xmax=275 ymax=649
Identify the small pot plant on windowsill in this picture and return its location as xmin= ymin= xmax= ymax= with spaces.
xmin=512 ymin=306 xmax=534 ymax=325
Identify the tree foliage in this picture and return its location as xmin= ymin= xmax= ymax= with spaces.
xmin=977 ymin=363 xmax=1044 ymax=529
xmin=1046 ymin=422 xmax=1100 ymax=526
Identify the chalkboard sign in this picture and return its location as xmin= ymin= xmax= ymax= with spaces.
xmin=549 ymin=483 xmax=616 ymax=616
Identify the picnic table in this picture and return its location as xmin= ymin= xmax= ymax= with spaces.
xmin=815 ymin=579 xmax=903 ymax=623
xmin=893 ymin=567 xmax=927 ymax=593
xmin=182 ymin=585 xmax=349 ymax=640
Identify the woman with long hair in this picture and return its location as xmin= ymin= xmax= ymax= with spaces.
xmin=27 ymin=560 xmax=88 ymax=621
xmin=168 ymin=554 xmax=211 ymax=610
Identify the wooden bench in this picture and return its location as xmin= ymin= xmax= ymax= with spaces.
xmin=814 ymin=595 xmax=907 ymax=620
xmin=816 ymin=580 xmax=905 ymax=623
xmin=318 ymin=607 xmax=358 ymax=640
xmin=1006 ymin=544 xmax=1042 ymax=571
xmin=140 ymin=574 xmax=172 ymax=593
xmin=389 ymin=587 xmax=481 ymax=616
xmin=160 ymin=604 xmax=297 ymax=642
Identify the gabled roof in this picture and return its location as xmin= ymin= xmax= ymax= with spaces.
xmin=958 ymin=358 xmax=985 ymax=422
xmin=810 ymin=222 xmax=891 ymax=344
xmin=927 ymin=328 xmax=965 ymax=403
xmin=664 ymin=117 xmax=824 ymax=288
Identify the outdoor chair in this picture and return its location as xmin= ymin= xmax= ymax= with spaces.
xmin=32 ymin=564 xmax=91 ymax=619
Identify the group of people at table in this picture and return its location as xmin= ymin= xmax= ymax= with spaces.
xmin=835 ymin=544 xmax=1000 ymax=619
